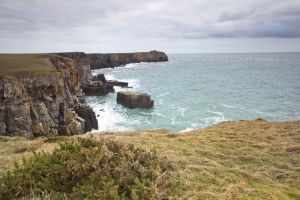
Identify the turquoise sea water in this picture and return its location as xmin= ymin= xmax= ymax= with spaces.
xmin=87 ymin=53 xmax=300 ymax=132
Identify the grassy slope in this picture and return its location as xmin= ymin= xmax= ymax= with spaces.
xmin=1 ymin=120 xmax=299 ymax=199
xmin=0 ymin=54 xmax=55 ymax=76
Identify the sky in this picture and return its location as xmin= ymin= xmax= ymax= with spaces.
xmin=0 ymin=0 xmax=300 ymax=53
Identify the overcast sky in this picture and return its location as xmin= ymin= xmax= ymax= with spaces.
xmin=1 ymin=0 xmax=300 ymax=53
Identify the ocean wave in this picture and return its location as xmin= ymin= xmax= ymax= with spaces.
xmin=171 ymin=117 xmax=176 ymax=125
xmin=151 ymin=112 xmax=166 ymax=118
xmin=220 ymin=103 xmax=246 ymax=110
xmin=203 ymin=110 xmax=226 ymax=127
xmin=252 ymin=110 xmax=278 ymax=117
xmin=157 ymin=92 xmax=170 ymax=97
xmin=206 ymin=110 xmax=224 ymax=116
xmin=180 ymin=127 xmax=196 ymax=133
xmin=104 ymin=74 xmax=117 ymax=80
xmin=91 ymin=69 xmax=103 ymax=76
xmin=178 ymin=107 xmax=188 ymax=117
xmin=180 ymin=123 xmax=200 ymax=133
xmin=113 ymin=62 xmax=145 ymax=69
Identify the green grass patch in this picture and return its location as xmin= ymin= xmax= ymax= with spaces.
xmin=0 ymin=54 xmax=55 ymax=77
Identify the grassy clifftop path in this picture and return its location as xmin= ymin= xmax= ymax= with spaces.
xmin=0 ymin=120 xmax=299 ymax=199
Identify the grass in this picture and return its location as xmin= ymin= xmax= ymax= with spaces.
xmin=0 ymin=137 xmax=172 ymax=199
xmin=0 ymin=120 xmax=299 ymax=199
xmin=0 ymin=54 xmax=56 ymax=77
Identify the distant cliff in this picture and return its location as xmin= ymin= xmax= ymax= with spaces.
xmin=57 ymin=50 xmax=168 ymax=69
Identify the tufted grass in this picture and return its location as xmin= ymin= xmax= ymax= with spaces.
xmin=0 ymin=137 xmax=173 ymax=199
xmin=0 ymin=120 xmax=299 ymax=199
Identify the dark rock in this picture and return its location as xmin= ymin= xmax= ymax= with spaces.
xmin=76 ymin=106 xmax=98 ymax=132
xmin=107 ymin=80 xmax=128 ymax=87
xmin=92 ymin=74 xmax=106 ymax=83
xmin=83 ymin=85 xmax=114 ymax=96
xmin=117 ymin=92 xmax=154 ymax=109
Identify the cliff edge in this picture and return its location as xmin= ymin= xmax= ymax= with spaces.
xmin=0 ymin=54 xmax=97 ymax=138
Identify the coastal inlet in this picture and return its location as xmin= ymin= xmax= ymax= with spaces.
xmin=87 ymin=53 xmax=300 ymax=132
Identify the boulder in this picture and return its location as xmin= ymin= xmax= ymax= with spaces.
xmin=117 ymin=92 xmax=154 ymax=109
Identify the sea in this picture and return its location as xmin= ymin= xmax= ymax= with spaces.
xmin=86 ymin=53 xmax=300 ymax=132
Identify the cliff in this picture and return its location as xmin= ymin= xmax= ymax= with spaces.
xmin=57 ymin=50 xmax=168 ymax=69
xmin=0 ymin=54 xmax=97 ymax=138
xmin=0 ymin=50 xmax=168 ymax=138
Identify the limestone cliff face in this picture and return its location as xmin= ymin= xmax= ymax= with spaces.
xmin=55 ymin=52 xmax=92 ymax=83
xmin=57 ymin=50 xmax=168 ymax=70
xmin=88 ymin=50 xmax=168 ymax=69
xmin=0 ymin=55 xmax=97 ymax=138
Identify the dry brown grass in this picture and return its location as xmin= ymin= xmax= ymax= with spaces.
xmin=0 ymin=54 xmax=55 ymax=76
xmin=0 ymin=120 xmax=299 ymax=199
xmin=89 ymin=120 xmax=300 ymax=199
xmin=0 ymin=136 xmax=67 ymax=177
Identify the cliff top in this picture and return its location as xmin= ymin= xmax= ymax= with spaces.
xmin=0 ymin=54 xmax=56 ymax=77
xmin=0 ymin=120 xmax=299 ymax=199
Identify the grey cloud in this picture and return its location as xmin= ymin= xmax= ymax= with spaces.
xmin=0 ymin=0 xmax=300 ymax=53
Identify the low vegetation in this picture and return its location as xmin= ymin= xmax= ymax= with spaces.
xmin=0 ymin=54 xmax=55 ymax=76
xmin=0 ymin=137 xmax=173 ymax=199
xmin=0 ymin=120 xmax=299 ymax=199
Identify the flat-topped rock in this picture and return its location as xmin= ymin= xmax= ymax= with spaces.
xmin=117 ymin=92 xmax=154 ymax=109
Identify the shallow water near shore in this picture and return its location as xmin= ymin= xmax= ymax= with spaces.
xmin=87 ymin=53 xmax=300 ymax=132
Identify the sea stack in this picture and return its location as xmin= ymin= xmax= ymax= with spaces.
xmin=117 ymin=92 xmax=154 ymax=109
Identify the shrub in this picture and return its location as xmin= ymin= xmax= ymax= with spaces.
xmin=0 ymin=137 xmax=173 ymax=199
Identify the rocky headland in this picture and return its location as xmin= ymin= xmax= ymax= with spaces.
xmin=57 ymin=50 xmax=168 ymax=69
xmin=0 ymin=51 xmax=168 ymax=138
xmin=0 ymin=54 xmax=98 ymax=138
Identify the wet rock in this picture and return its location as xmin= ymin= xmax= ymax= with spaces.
xmin=76 ymin=105 xmax=98 ymax=132
xmin=106 ymin=80 xmax=128 ymax=87
xmin=82 ymin=85 xmax=114 ymax=96
xmin=117 ymin=92 xmax=154 ymax=109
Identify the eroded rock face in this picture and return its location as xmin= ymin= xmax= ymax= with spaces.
xmin=117 ymin=92 xmax=154 ymax=109
xmin=56 ymin=51 xmax=168 ymax=70
xmin=88 ymin=50 xmax=168 ymax=69
xmin=76 ymin=105 xmax=98 ymax=132
xmin=0 ymin=56 xmax=98 ymax=138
